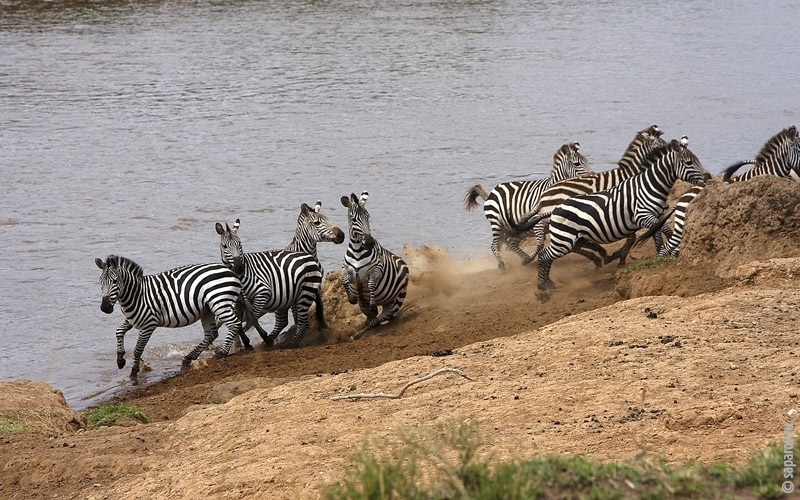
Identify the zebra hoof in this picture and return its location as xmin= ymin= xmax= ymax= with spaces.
xmin=212 ymin=348 xmax=229 ymax=359
xmin=117 ymin=357 xmax=126 ymax=369
xmin=351 ymin=331 xmax=366 ymax=341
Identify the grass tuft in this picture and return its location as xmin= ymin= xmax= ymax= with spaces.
xmin=83 ymin=402 xmax=149 ymax=429
xmin=0 ymin=412 xmax=27 ymax=433
xmin=323 ymin=419 xmax=795 ymax=499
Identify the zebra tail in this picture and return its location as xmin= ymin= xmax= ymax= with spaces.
xmin=721 ymin=160 xmax=752 ymax=181
xmin=314 ymin=290 xmax=328 ymax=330
xmin=464 ymin=184 xmax=489 ymax=211
xmin=511 ymin=211 xmax=550 ymax=233
xmin=633 ymin=206 xmax=677 ymax=249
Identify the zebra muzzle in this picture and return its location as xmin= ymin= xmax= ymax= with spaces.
xmin=100 ymin=298 xmax=114 ymax=314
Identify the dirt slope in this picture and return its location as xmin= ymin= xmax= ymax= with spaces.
xmin=2 ymin=175 xmax=800 ymax=500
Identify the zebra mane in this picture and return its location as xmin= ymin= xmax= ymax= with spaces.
xmin=753 ymin=125 xmax=798 ymax=164
xmin=109 ymin=255 xmax=144 ymax=279
xmin=640 ymin=137 xmax=681 ymax=166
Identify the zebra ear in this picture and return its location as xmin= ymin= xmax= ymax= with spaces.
xmin=107 ymin=255 xmax=118 ymax=268
xmin=341 ymin=195 xmax=351 ymax=208
xmin=231 ymin=219 xmax=240 ymax=234
xmin=300 ymin=203 xmax=311 ymax=215
xmin=215 ymin=223 xmax=225 ymax=235
xmin=95 ymin=258 xmax=105 ymax=270
xmin=359 ymin=191 xmax=369 ymax=206
xmin=680 ymin=135 xmax=689 ymax=148
xmin=314 ymin=200 xmax=322 ymax=213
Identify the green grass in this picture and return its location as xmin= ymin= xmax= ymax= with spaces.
xmin=83 ymin=402 xmax=149 ymax=429
xmin=617 ymin=257 xmax=666 ymax=275
xmin=322 ymin=420 xmax=793 ymax=499
xmin=0 ymin=412 xmax=27 ymax=433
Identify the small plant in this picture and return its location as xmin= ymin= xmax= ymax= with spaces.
xmin=83 ymin=402 xmax=149 ymax=429
xmin=323 ymin=419 xmax=795 ymax=500
xmin=617 ymin=256 xmax=665 ymax=275
xmin=0 ymin=412 xmax=27 ymax=433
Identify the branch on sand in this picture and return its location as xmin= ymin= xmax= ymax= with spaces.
xmin=331 ymin=367 xmax=473 ymax=401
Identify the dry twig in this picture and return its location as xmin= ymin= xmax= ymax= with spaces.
xmin=331 ymin=367 xmax=473 ymax=401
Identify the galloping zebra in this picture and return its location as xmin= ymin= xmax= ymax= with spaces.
xmin=464 ymin=141 xmax=591 ymax=271
xmin=722 ymin=125 xmax=800 ymax=181
xmin=520 ymin=138 xmax=710 ymax=296
xmin=284 ymin=201 xmax=345 ymax=330
xmin=516 ymin=124 xmax=668 ymax=265
xmin=95 ymin=255 xmax=244 ymax=377
xmin=341 ymin=192 xmax=409 ymax=340
xmin=216 ymin=220 xmax=323 ymax=348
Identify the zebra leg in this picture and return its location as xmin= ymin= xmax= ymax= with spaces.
xmin=523 ymin=222 xmax=547 ymax=265
xmin=573 ymin=240 xmax=606 ymax=269
xmin=185 ymin=313 xmax=219 ymax=364
xmin=490 ymin=228 xmax=506 ymax=272
xmin=506 ymin=236 xmax=532 ymax=266
xmin=341 ymin=265 xmax=359 ymax=304
xmin=114 ymin=320 xmax=133 ymax=369
xmin=213 ymin=305 xmax=245 ymax=359
xmin=233 ymin=297 xmax=253 ymax=350
xmin=130 ymin=326 xmax=156 ymax=377
xmin=536 ymin=254 xmax=556 ymax=297
xmin=269 ymin=309 xmax=290 ymax=343
xmin=612 ymin=235 xmax=637 ymax=266
xmin=284 ymin=303 xmax=310 ymax=348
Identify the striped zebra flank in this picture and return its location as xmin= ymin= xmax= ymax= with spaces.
xmin=532 ymin=138 xmax=711 ymax=297
xmin=216 ymin=219 xmax=323 ymax=348
xmin=722 ymin=125 xmax=800 ymax=182
xmin=341 ymin=192 xmax=410 ymax=340
xmin=517 ymin=124 xmax=668 ymax=265
xmin=284 ymin=201 xmax=345 ymax=330
xmin=94 ymin=255 xmax=244 ymax=377
xmin=464 ymin=141 xmax=591 ymax=272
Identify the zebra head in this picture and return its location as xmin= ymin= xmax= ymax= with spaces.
xmin=670 ymin=136 xmax=711 ymax=186
xmin=618 ymin=124 xmax=669 ymax=174
xmin=95 ymin=255 xmax=121 ymax=314
xmin=298 ymin=201 xmax=345 ymax=245
xmin=215 ymin=219 xmax=245 ymax=276
xmin=341 ymin=192 xmax=372 ymax=248
xmin=549 ymin=142 xmax=591 ymax=183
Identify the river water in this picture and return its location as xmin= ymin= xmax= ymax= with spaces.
xmin=1 ymin=0 xmax=797 ymax=409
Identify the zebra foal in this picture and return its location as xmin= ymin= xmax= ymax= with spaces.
xmin=526 ymin=138 xmax=710 ymax=296
xmin=216 ymin=219 xmax=323 ymax=348
xmin=464 ymin=142 xmax=591 ymax=271
xmin=95 ymin=255 xmax=245 ymax=377
xmin=341 ymin=192 xmax=410 ymax=340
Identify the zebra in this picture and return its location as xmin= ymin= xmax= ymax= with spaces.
xmin=722 ymin=125 xmax=800 ymax=181
xmin=215 ymin=219 xmax=323 ymax=348
xmin=638 ymin=126 xmax=800 ymax=257
xmin=95 ymin=255 xmax=245 ymax=377
xmin=464 ymin=141 xmax=591 ymax=271
xmin=519 ymin=138 xmax=710 ymax=296
xmin=341 ymin=192 xmax=410 ymax=340
xmin=515 ymin=124 xmax=668 ymax=266
xmin=284 ymin=201 xmax=345 ymax=331
xmin=634 ymin=185 xmax=705 ymax=258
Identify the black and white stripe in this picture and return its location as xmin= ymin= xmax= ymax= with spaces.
xmin=529 ymin=138 xmax=710 ymax=296
xmin=722 ymin=125 xmax=800 ymax=182
xmin=285 ymin=201 xmax=345 ymax=330
xmin=216 ymin=220 xmax=323 ymax=348
xmin=464 ymin=142 xmax=591 ymax=271
xmin=341 ymin=192 xmax=410 ymax=340
xmin=518 ymin=125 xmax=668 ymax=264
xmin=95 ymin=255 xmax=244 ymax=376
